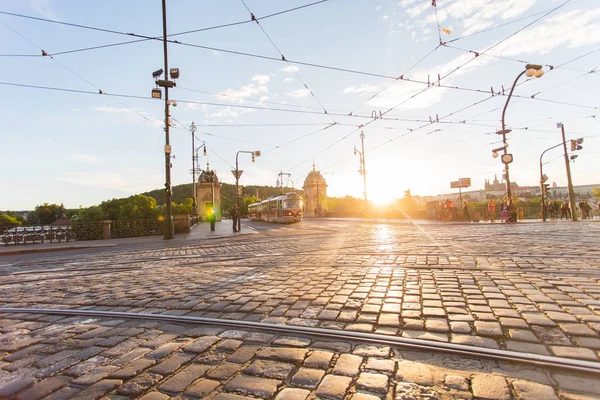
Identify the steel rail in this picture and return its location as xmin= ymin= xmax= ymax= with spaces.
xmin=1 ymin=307 xmax=599 ymax=375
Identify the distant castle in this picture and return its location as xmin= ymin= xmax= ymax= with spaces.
xmin=484 ymin=175 xmax=519 ymax=191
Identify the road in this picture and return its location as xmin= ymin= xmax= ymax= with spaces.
xmin=1 ymin=219 xmax=599 ymax=399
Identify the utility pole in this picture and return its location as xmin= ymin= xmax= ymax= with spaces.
xmin=277 ymin=171 xmax=292 ymax=195
xmin=161 ymin=0 xmax=173 ymax=239
xmin=190 ymin=122 xmax=197 ymax=217
xmin=559 ymin=123 xmax=578 ymax=221
xmin=354 ymin=131 xmax=368 ymax=217
xmin=361 ymin=131 xmax=367 ymax=216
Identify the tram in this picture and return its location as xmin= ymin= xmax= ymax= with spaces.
xmin=248 ymin=192 xmax=303 ymax=223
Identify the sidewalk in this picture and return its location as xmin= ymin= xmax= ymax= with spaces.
xmin=0 ymin=220 xmax=257 ymax=256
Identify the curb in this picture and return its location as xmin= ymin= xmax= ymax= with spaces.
xmin=0 ymin=243 xmax=117 ymax=256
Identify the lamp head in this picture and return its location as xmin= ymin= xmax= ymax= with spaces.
xmin=152 ymin=69 xmax=163 ymax=79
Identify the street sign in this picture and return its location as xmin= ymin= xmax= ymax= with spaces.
xmin=501 ymin=154 xmax=513 ymax=164
xmin=231 ymin=170 xmax=243 ymax=180
xmin=459 ymin=177 xmax=471 ymax=187
xmin=450 ymin=181 xmax=460 ymax=189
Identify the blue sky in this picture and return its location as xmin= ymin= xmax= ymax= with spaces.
xmin=1 ymin=0 xmax=599 ymax=210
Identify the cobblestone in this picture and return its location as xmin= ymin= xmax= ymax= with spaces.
xmin=2 ymin=221 xmax=600 ymax=398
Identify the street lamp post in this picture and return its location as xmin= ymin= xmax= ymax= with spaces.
xmin=190 ymin=122 xmax=198 ymax=217
xmin=150 ymin=0 xmax=180 ymax=240
xmin=190 ymin=122 xmax=206 ymax=220
xmin=353 ymin=131 xmax=368 ymax=217
xmin=558 ymin=123 xmax=578 ymax=221
xmin=235 ymin=150 xmax=261 ymax=232
xmin=499 ymin=64 xmax=544 ymax=199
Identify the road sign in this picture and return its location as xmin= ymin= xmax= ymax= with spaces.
xmin=231 ymin=170 xmax=243 ymax=180
xmin=459 ymin=177 xmax=471 ymax=187
xmin=450 ymin=181 xmax=460 ymax=189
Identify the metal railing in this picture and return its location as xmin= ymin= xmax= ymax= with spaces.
xmin=0 ymin=225 xmax=77 ymax=246
xmin=111 ymin=219 xmax=163 ymax=238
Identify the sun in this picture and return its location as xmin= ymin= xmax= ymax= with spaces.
xmin=368 ymin=177 xmax=397 ymax=206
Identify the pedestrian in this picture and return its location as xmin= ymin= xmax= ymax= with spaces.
xmin=561 ymin=200 xmax=571 ymax=219
xmin=231 ymin=204 xmax=239 ymax=232
xmin=579 ymin=200 xmax=585 ymax=219
xmin=463 ymin=201 xmax=470 ymax=222
xmin=500 ymin=200 xmax=508 ymax=223
xmin=488 ymin=199 xmax=496 ymax=222
xmin=507 ymin=198 xmax=517 ymax=223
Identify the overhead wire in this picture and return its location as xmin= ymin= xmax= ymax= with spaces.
xmin=0 ymin=1 xmax=329 ymax=56
xmin=239 ymin=0 xmax=333 ymax=122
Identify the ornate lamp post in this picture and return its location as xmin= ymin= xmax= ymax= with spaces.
xmin=498 ymin=64 xmax=544 ymax=199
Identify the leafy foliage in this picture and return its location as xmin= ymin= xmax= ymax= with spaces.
xmin=0 ymin=213 xmax=22 ymax=227
xmin=34 ymin=203 xmax=60 ymax=224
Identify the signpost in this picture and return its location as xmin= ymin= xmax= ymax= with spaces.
xmin=450 ymin=177 xmax=471 ymax=207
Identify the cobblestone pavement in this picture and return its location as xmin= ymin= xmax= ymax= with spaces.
xmin=1 ymin=220 xmax=600 ymax=398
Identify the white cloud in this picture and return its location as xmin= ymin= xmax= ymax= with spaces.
xmin=252 ymin=74 xmax=270 ymax=85
xmin=215 ymin=74 xmax=270 ymax=104
xmin=283 ymin=77 xmax=293 ymax=82
xmin=205 ymin=107 xmax=239 ymax=119
xmin=343 ymin=84 xmax=380 ymax=95
xmin=493 ymin=8 xmax=600 ymax=55
xmin=406 ymin=2 xmax=429 ymax=18
xmin=279 ymin=65 xmax=300 ymax=73
xmin=71 ymin=153 xmax=99 ymax=164
xmin=30 ymin=0 xmax=59 ymax=21
xmin=376 ymin=5 xmax=381 ymax=11
xmin=285 ymin=89 xmax=310 ymax=98
xmin=382 ymin=15 xmax=389 ymax=21
xmin=398 ymin=0 xmax=418 ymax=7
xmin=55 ymin=172 xmax=133 ymax=191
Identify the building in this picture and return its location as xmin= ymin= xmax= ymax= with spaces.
xmin=428 ymin=176 xmax=599 ymax=204
xmin=303 ymin=163 xmax=327 ymax=217
xmin=195 ymin=167 xmax=222 ymax=222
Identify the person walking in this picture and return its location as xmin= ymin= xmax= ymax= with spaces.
xmin=231 ymin=204 xmax=239 ymax=232
xmin=463 ymin=201 xmax=470 ymax=222
xmin=507 ymin=198 xmax=517 ymax=223
xmin=488 ymin=199 xmax=496 ymax=222
xmin=561 ymin=200 xmax=570 ymax=220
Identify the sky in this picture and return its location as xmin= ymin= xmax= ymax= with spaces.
xmin=1 ymin=0 xmax=599 ymax=210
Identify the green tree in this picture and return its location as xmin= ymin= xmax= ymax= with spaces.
xmin=172 ymin=198 xmax=194 ymax=215
xmin=34 ymin=203 xmax=60 ymax=224
xmin=25 ymin=212 xmax=40 ymax=225
xmin=594 ymin=187 xmax=600 ymax=198
xmin=72 ymin=206 xmax=105 ymax=223
xmin=3 ymin=211 xmax=25 ymax=225
xmin=0 ymin=213 xmax=22 ymax=227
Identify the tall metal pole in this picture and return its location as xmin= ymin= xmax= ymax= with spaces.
xmin=540 ymin=153 xmax=546 ymax=222
xmin=500 ymin=70 xmax=526 ymax=200
xmin=161 ymin=0 xmax=173 ymax=239
xmin=560 ymin=124 xmax=578 ymax=221
xmin=190 ymin=122 xmax=197 ymax=217
xmin=360 ymin=131 xmax=367 ymax=216
xmin=236 ymin=152 xmax=241 ymax=232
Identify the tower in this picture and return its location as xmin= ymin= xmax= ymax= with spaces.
xmin=303 ymin=162 xmax=327 ymax=217
xmin=196 ymin=164 xmax=222 ymax=222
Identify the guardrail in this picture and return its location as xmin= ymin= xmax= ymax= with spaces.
xmin=0 ymin=219 xmax=165 ymax=246
xmin=0 ymin=225 xmax=78 ymax=246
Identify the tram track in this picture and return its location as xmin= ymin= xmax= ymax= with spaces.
xmin=1 ymin=306 xmax=599 ymax=376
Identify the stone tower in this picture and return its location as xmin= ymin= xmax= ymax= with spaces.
xmin=303 ymin=162 xmax=327 ymax=217
xmin=196 ymin=166 xmax=222 ymax=222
